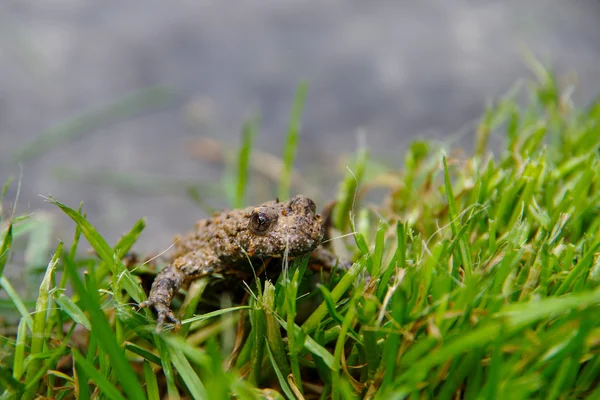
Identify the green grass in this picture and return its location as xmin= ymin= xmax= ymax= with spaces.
xmin=2 ymin=71 xmax=600 ymax=399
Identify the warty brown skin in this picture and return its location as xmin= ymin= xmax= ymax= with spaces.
xmin=138 ymin=195 xmax=326 ymax=328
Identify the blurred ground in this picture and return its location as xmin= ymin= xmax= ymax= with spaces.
xmin=1 ymin=0 xmax=600 ymax=255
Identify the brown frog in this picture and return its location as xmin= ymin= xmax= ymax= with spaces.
xmin=139 ymin=195 xmax=336 ymax=328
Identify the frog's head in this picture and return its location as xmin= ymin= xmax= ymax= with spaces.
xmin=244 ymin=195 xmax=324 ymax=258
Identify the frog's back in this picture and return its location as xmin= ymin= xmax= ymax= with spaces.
xmin=171 ymin=196 xmax=323 ymax=265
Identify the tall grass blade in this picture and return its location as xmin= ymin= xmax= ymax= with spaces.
xmin=279 ymin=81 xmax=308 ymax=200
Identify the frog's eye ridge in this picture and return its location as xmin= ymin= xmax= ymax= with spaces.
xmin=307 ymin=198 xmax=316 ymax=214
xmin=249 ymin=211 xmax=274 ymax=234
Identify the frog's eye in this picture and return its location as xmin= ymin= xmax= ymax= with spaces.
xmin=249 ymin=211 xmax=274 ymax=234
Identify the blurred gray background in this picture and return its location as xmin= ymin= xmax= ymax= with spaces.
xmin=1 ymin=0 xmax=600 ymax=255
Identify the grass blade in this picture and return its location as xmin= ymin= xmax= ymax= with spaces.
xmin=45 ymin=196 xmax=145 ymax=303
xmin=22 ymin=242 xmax=62 ymax=399
xmin=442 ymin=155 xmax=472 ymax=279
xmin=234 ymin=116 xmax=259 ymax=208
xmin=302 ymin=256 xmax=367 ymax=334
xmin=169 ymin=347 xmax=208 ymax=400
xmin=143 ymin=361 xmax=160 ymax=400
xmin=72 ymin=350 xmax=127 ymax=400
xmin=0 ymin=277 xmax=33 ymax=330
xmin=0 ymin=222 xmax=12 ymax=278
xmin=64 ymin=250 xmax=146 ymax=400
xmin=279 ymin=81 xmax=308 ymax=200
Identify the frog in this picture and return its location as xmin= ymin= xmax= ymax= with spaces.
xmin=138 ymin=195 xmax=338 ymax=329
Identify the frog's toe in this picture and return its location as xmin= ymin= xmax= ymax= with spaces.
xmin=155 ymin=306 xmax=182 ymax=332
xmin=138 ymin=299 xmax=181 ymax=331
xmin=137 ymin=299 xmax=151 ymax=310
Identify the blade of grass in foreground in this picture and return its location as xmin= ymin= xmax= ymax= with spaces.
xmin=248 ymin=298 xmax=267 ymax=386
xmin=399 ymin=287 xmax=600 ymax=385
xmin=54 ymin=294 xmax=91 ymax=330
xmin=113 ymin=218 xmax=146 ymax=258
xmin=443 ymin=155 xmax=472 ymax=279
xmin=302 ymin=255 xmax=367 ymax=334
xmin=45 ymin=196 xmax=145 ymax=303
xmin=155 ymin=337 xmax=180 ymax=400
xmin=12 ymin=318 xmax=27 ymax=381
xmin=169 ymin=347 xmax=208 ymax=400
xmin=22 ymin=242 xmax=62 ymax=400
xmin=285 ymin=267 xmax=303 ymax=394
xmin=181 ymin=305 xmax=250 ymax=326
xmin=0 ymin=277 xmax=33 ymax=330
xmin=143 ymin=361 xmax=160 ymax=400
xmin=263 ymin=282 xmax=290 ymax=379
xmin=265 ymin=340 xmax=295 ymax=400
xmin=65 ymin=251 xmax=146 ymax=400
xmin=331 ymin=292 xmax=359 ymax=400
xmin=0 ymin=366 xmax=24 ymax=397
xmin=95 ymin=218 xmax=146 ymax=285
xmin=278 ymin=81 xmax=308 ymax=201
xmin=72 ymin=350 xmax=127 ymax=400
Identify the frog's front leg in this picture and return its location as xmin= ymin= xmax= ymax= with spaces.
xmin=138 ymin=264 xmax=186 ymax=329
